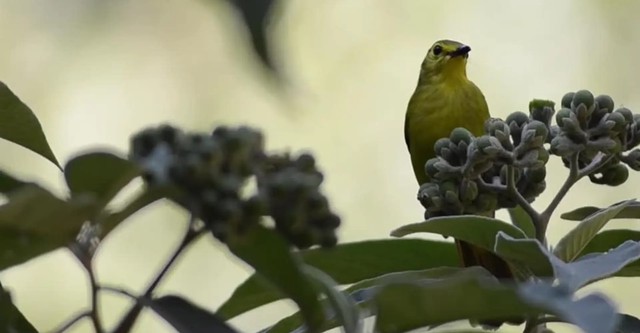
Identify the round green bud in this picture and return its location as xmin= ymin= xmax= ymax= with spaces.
xmin=537 ymin=147 xmax=550 ymax=164
xmin=434 ymin=138 xmax=451 ymax=156
xmin=572 ymin=90 xmax=595 ymax=109
xmin=486 ymin=119 xmax=510 ymax=136
xmin=525 ymin=167 xmax=547 ymax=183
xmin=506 ymin=111 xmax=530 ymax=127
xmin=606 ymin=111 xmax=628 ymax=133
xmin=460 ymin=180 xmax=479 ymax=203
xmin=439 ymin=180 xmax=459 ymax=197
xmin=561 ymin=92 xmax=575 ymax=109
xmin=523 ymin=120 xmax=549 ymax=138
xmin=600 ymin=164 xmax=629 ymax=186
xmin=424 ymin=158 xmax=439 ymax=178
xmin=555 ymin=108 xmax=572 ymax=127
xmin=474 ymin=193 xmax=498 ymax=212
xmin=625 ymin=149 xmax=640 ymax=171
xmin=595 ymin=94 xmax=615 ymax=113
xmin=450 ymin=127 xmax=474 ymax=145
xmin=296 ymin=153 xmax=316 ymax=172
xmin=613 ymin=107 xmax=634 ymax=124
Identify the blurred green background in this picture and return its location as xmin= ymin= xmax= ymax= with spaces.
xmin=1 ymin=1 xmax=639 ymax=332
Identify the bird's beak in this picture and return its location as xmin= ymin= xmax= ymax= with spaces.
xmin=449 ymin=45 xmax=471 ymax=58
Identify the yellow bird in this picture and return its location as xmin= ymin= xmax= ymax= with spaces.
xmin=404 ymin=40 xmax=519 ymax=327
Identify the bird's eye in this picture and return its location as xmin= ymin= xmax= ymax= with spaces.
xmin=433 ymin=45 xmax=443 ymax=56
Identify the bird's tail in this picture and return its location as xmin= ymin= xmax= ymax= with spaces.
xmin=454 ymin=211 xmax=525 ymax=328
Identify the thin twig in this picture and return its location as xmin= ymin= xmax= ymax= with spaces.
xmin=69 ymin=242 xmax=105 ymax=333
xmin=505 ymin=165 xmax=541 ymax=225
xmin=49 ymin=311 xmax=91 ymax=333
xmin=86 ymin=263 xmax=104 ymax=333
xmin=112 ymin=221 xmax=205 ymax=333
xmin=578 ymin=152 xmax=614 ymax=178
xmin=99 ymin=285 xmax=139 ymax=301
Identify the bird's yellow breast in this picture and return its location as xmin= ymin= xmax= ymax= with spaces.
xmin=405 ymin=79 xmax=489 ymax=184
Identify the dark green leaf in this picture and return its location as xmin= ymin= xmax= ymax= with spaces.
xmin=373 ymin=270 xmax=538 ymax=333
xmin=561 ymin=201 xmax=640 ymax=221
xmin=391 ymin=216 xmax=526 ymax=252
xmin=226 ymin=225 xmax=324 ymax=331
xmin=265 ymin=267 xmax=482 ymax=333
xmin=0 ymin=281 xmax=38 ymax=333
xmin=616 ymin=313 xmax=640 ymax=333
xmin=494 ymin=233 xmax=554 ymax=277
xmin=227 ymin=0 xmax=276 ymax=72
xmin=217 ymin=239 xmax=458 ymax=320
xmin=0 ymin=184 xmax=97 ymax=271
xmin=518 ymin=283 xmax=618 ymax=333
xmin=150 ymin=295 xmax=238 ymax=333
xmin=64 ymin=151 xmax=140 ymax=208
xmin=508 ymin=205 xmax=536 ymax=238
xmin=302 ymin=265 xmax=361 ymax=333
xmin=0 ymin=170 xmax=26 ymax=194
xmin=578 ymin=229 xmax=640 ymax=277
xmin=554 ymin=200 xmax=634 ymax=262
xmin=0 ymin=81 xmax=60 ymax=169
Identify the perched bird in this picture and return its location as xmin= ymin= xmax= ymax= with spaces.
xmin=404 ymin=40 xmax=520 ymax=327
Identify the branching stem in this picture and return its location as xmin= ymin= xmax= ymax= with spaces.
xmin=112 ymin=220 xmax=205 ymax=333
xmin=505 ymin=165 xmax=541 ymax=224
xmin=50 ymin=311 xmax=91 ymax=333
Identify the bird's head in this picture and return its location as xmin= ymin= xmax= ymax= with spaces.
xmin=420 ymin=39 xmax=471 ymax=83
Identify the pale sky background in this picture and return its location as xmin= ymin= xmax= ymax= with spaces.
xmin=1 ymin=1 xmax=639 ymax=333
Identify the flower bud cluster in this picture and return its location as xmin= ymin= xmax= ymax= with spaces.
xmin=419 ymin=110 xmax=549 ymax=217
xmin=418 ymin=90 xmax=640 ymax=217
xmin=129 ymin=125 xmax=339 ymax=248
xmin=552 ymin=91 xmax=640 ymax=186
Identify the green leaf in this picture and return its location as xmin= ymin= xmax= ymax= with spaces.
xmin=508 ymin=205 xmax=536 ymax=238
xmin=554 ymin=200 xmax=634 ymax=262
xmin=217 ymin=239 xmax=458 ymax=320
xmin=578 ymin=229 xmax=640 ymax=277
xmin=64 ymin=151 xmax=140 ymax=208
xmin=617 ymin=313 xmax=640 ymax=333
xmin=518 ymin=283 xmax=618 ymax=333
xmin=561 ymin=201 xmax=640 ymax=221
xmin=497 ymin=233 xmax=640 ymax=290
xmin=226 ymin=225 xmax=324 ymax=332
xmin=391 ymin=215 xmax=527 ymax=252
xmin=0 ymin=170 xmax=27 ymax=194
xmin=149 ymin=295 xmax=238 ymax=333
xmin=265 ymin=267 xmax=481 ymax=333
xmin=0 ymin=184 xmax=97 ymax=271
xmin=373 ymin=270 xmax=538 ymax=333
xmin=0 ymin=81 xmax=60 ymax=169
xmin=302 ymin=265 xmax=361 ymax=333
xmin=0 ymin=281 xmax=38 ymax=333
xmin=557 ymin=240 xmax=640 ymax=290
xmin=494 ymin=233 xmax=554 ymax=277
